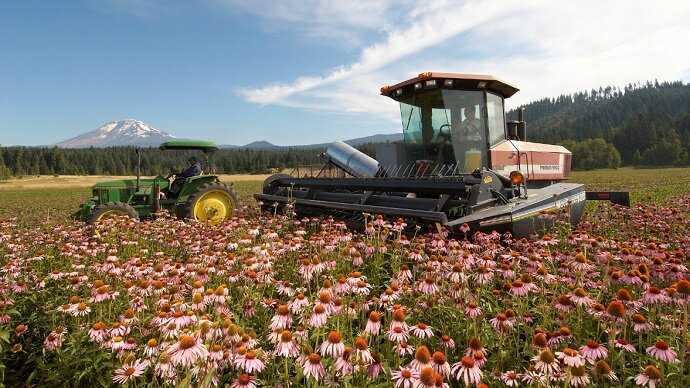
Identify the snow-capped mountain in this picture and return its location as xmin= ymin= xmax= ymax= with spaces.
xmin=57 ymin=119 xmax=176 ymax=148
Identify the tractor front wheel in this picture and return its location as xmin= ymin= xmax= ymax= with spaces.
xmin=87 ymin=202 xmax=139 ymax=224
xmin=179 ymin=183 xmax=237 ymax=224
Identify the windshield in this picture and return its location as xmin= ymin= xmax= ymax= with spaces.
xmin=399 ymin=89 xmax=488 ymax=173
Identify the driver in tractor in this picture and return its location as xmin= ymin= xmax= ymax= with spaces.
xmin=451 ymin=104 xmax=483 ymax=172
xmin=168 ymin=157 xmax=202 ymax=196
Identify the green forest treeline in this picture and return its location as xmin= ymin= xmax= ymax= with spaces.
xmin=1 ymin=81 xmax=689 ymax=179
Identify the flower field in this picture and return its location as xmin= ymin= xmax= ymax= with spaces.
xmin=0 ymin=169 xmax=689 ymax=387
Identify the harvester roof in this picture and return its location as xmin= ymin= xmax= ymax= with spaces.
xmin=159 ymin=139 xmax=218 ymax=152
xmin=380 ymin=72 xmax=519 ymax=100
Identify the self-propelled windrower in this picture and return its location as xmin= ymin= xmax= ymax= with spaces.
xmin=256 ymin=72 xmax=628 ymax=235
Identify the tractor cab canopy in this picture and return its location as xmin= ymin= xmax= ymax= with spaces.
xmin=380 ymin=73 xmax=518 ymax=174
xmin=159 ymin=139 xmax=219 ymax=153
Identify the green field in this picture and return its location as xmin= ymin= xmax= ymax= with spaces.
xmin=1 ymin=167 xmax=688 ymax=225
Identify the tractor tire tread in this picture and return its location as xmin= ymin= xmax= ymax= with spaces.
xmin=87 ymin=201 xmax=139 ymax=225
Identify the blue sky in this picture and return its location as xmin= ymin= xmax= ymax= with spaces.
xmin=2 ymin=0 xmax=689 ymax=146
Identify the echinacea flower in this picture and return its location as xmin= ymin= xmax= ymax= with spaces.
xmin=646 ymin=340 xmax=677 ymax=363
xmin=431 ymin=351 xmax=450 ymax=377
xmin=230 ymin=374 xmax=257 ymax=388
xmin=353 ymin=336 xmax=374 ymax=364
xmin=556 ymin=347 xmax=585 ymax=367
xmin=635 ymin=365 xmax=662 ymax=387
xmin=302 ymin=353 xmax=325 ymax=382
xmin=167 ymin=335 xmax=209 ymax=367
xmin=580 ymin=340 xmax=608 ymax=363
xmin=112 ymin=359 xmax=148 ymax=384
xmin=593 ymin=360 xmax=618 ymax=382
xmin=364 ymin=311 xmax=383 ymax=335
xmin=274 ymin=330 xmax=299 ymax=358
xmin=569 ymin=365 xmax=590 ymax=387
xmin=319 ymin=330 xmax=345 ymax=358
xmin=392 ymin=366 xmax=419 ymax=388
xmin=450 ymin=355 xmax=482 ymax=386
xmin=532 ymin=348 xmax=560 ymax=375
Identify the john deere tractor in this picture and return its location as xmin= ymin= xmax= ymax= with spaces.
xmin=77 ymin=139 xmax=237 ymax=224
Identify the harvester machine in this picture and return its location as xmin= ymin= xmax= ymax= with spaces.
xmin=255 ymin=72 xmax=629 ymax=235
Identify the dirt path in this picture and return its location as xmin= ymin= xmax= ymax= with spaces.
xmin=0 ymin=174 xmax=268 ymax=190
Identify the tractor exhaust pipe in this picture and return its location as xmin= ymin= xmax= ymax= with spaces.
xmin=323 ymin=141 xmax=384 ymax=177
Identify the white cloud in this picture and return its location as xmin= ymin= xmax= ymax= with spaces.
xmin=216 ymin=0 xmax=403 ymax=44
xmin=237 ymin=0 xmax=690 ymax=122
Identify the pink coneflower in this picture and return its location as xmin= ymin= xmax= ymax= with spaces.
xmin=364 ymin=311 xmax=383 ymax=335
xmin=390 ymin=308 xmax=409 ymax=331
xmin=501 ymin=370 xmax=521 ymax=387
xmin=646 ymin=340 xmax=677 ymax=363
xmin=230 ymin=374 xmax=257 ymax=388
xmin=410 ymin=323 xmax=434 ymax=339
xmin=615 ymin=338 xmax=637 ymax=353
xmin=532 ymin=348 xmax=560 ymax=375
xmin=270 ymin=305 xmax=292 ymax=330
xmin=334 ymin=347 xmax=354 ymax=376
xmin=632 ymin=314 xmax=655 ymax=333
xmin=509 ymin=280 xmax=530 ymax=297
xmin=88 ymin=321 xmax=108 ymax=343
xmin=593 ymin=360 xmax=618 ymax=382
xmin=569 ymin=365 xmax=591 ymax=387
xmin=289 ymin=293 xmax=309 ymax=313
xmin=570 ymin=288 xmax=593 ymax=306
xmin=489 ymin=313 xmax=513 ymax=332
xmin=397 ymin=264 xmax=414 ymax=282
xmin=465 ymin=338 xmax=487 ymax=358
xmin=144 ymin=338 xmax=159 ymax=357
xmin=309 ymin=304 xmax=329 ymax=328
xmin=450 ymin=355 xmax=482 ymax=386
xmin=554 ymin=295 xmax=575 ymax=312
xmin=417 ymin=276 xmax=438 ymax=295
xmin=408 ymin=345 xmax=431 ymax=372
xmin=556 ymin=347 xmax=585 ymax=367
xmin=635 ymin=365 xmax=662 ymax=387
xmin=319 ymin=330 xmax=345 ymax=358
xmin=112 ymin=359 xmax=148 ymax=385
xmin=475 ymin=266 xmax=493 ymax=284
xmin=353 ymin=336 xmax=374 ymax=364
xmin=236 ymin=349 xmax=266 ymax=373
xmin=464 ymin=302 xmax=482 ymax=318
xmin=395 ymin=341 xmax=415 ymax=356
xmin=43 ymin=327 xmax=66 ymax=351
xmin=190 ymin=292 xmax=206 ymax=311
xmin=641 ymin=286 xmax=669 ymax=305
xmin=275 ymin=330 xmax=299 ymax=358
xmin=392 ymin=366 xmax=419 ymax=388
xmin=167 ymin=335 xmax=209 ymax=367
xmin=303 ymin=353 xmax=326 ymax=381
xmin=580 ymin=340 xmax=608 ymax=363
xmin=387 ymin=325 xmax=409 ymax=343
xmin=431 ymin=351 xmax=450 ymax=378
xmin=440 ymin=335 xmax=455 ymax=349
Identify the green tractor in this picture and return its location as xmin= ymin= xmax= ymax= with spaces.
xmin=77 ymin=139 xmax=238 ymax=225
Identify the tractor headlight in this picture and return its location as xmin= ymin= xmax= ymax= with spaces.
xmin=509 ymin=171 xmax=524 ymax=186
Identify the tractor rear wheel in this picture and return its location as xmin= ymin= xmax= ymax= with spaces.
xmin=87 ymin=202 xmax=139 ymax=224
xmin=179 ymin=183 xmax=237 ymax=224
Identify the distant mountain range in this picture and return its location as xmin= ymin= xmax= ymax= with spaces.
xmin=56 ymin=120 xmax=401 ymax=149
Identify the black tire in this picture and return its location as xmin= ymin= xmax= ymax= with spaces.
xmin=178 ymin=182 xmax=238 ymax=222
xmin=260 ymin=173 xmax=292 ymax=213
xmin=87 ymin=202 xmax=139 ymax=224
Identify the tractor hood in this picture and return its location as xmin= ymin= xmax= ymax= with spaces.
xmin=92 ymin=178 xmax=160 ymax=189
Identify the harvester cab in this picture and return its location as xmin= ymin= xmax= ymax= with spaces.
xmin=77 ymin=139 xmax=237 ymax=225
xmin=257 ymin=72 xmax=629 ymax=235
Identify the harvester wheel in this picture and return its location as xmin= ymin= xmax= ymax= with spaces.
xmin=260 ymin=173 xmax=292 ymax=213
xmin=87 ymin=202 xmax=139 ymax=224
xmin=180 ymin=183 xmax=237 ymax=224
